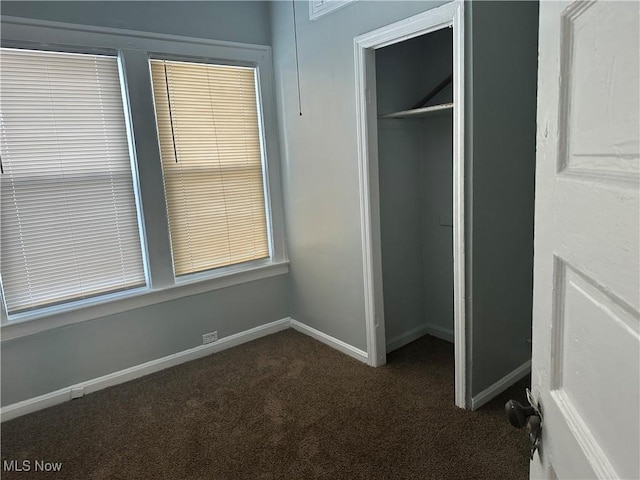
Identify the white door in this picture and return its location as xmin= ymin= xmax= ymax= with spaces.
xmin=531 ymin=1 xmax=639 ymax=479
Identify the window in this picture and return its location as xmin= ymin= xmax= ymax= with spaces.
xmin=0 ymin=48 xmax=145 ymax=314
xmin=150 ymin=59 xmax=269 ymax=276
xmin=0 ymin=18 xmax=287 ymax=333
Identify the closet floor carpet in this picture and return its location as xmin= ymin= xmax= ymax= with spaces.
xmin=1 ymin=329 xmax=530 ymax=479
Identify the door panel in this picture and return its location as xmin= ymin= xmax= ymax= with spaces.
xmin=561 ymin=2 xmax=639 ymax=178
xmin=532 ymin=1 xmax=639 ymax=479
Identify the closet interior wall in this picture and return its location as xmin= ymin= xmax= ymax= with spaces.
xmin=376 ymin=28 xmax=454 ymax=352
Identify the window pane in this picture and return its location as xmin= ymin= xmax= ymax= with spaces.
xmin=0 ymin=48 xmax=146 ymax=314
xmin=150 ymin=59 xmax=269 ymax=276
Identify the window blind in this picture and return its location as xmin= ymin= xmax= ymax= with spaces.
xmin=0 ymin=48 xmax=145 ymax=314
xmin=150 ymin=59 xmax=269 ymax=276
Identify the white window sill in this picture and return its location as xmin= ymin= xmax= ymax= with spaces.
xmin=0 ymin=260 xmax=289 ymax=342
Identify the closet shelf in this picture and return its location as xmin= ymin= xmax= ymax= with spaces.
xmin=379 ymin=102 xmax=453 ymax=120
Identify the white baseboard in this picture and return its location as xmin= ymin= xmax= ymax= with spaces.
xmin=386 ymin=324 xmax=429 ymax=352
xmin=2 ymin=317 xmax=372 ymax=421
xmin=1 ymin=317 xmax=291 ymax=422
xmin=423 ymin=323 xmax=455 ymax=343
xmin=471 ymin=359 xmax=531 ymax=410
xmin=386 ymin=323 xmax=454 ymax=352
xmin=290 ymin=318 xmax=369 ymax=364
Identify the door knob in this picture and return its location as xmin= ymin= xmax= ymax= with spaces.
xmin=505 ymin=389 xmax=542 ymax=459
xmin=505 ymin=399 xmax=536 ymax=428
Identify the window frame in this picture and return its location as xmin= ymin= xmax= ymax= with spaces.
xmin=148 ymin=56 xmax=273 ymax=277
xmin=0 ymin=46 xmax=151 ymax=315
xmin=0 ymin=17 xmax=289 ymax=340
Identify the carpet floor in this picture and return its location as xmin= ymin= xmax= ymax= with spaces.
xmin=1 ymin=329 xmax=530 ymax=479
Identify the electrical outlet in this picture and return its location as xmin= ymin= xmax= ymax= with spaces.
xmin=202 ymin=331 xmax=218 ymax=345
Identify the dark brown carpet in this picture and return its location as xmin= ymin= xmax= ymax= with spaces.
xmin=1 ymin=330 xmax=530 ymax=479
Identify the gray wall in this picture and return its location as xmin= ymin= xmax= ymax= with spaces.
xmin=375 ymin=30 xmax=454 ymax=347
xmin=270 ymin=0 xmax=449 ymax=352
xmin=415 ymin=32 xmax=454 ymax=342
xmin=376 ymin=34 xmax=425 ymax=347
xmin=272 ymin=0 xmax=538 ymax=404
xmin=378 ymin=121 xmax=425 ymax=345
xmin=466 ymin=1 xmax=538 ymax=399
xmin=0 ymin=0 xmax=539 ymax=408
xmin=0 ymin=1 xmax=271 ymax=45
xmin=422 ymin=115 xmax=454 ymax=335
xmin=2 ymin=277 xmax=288 ymax=405
xmin=0 ymin=1 xmax=287 ymax=407
xmin=378 ymin=113 xmax=454 ymax=348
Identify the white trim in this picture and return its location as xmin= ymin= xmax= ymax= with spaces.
xmin=1 ymin=317 xmax=373 ymax=421
xmin=386 ymin=325 xmax=430 ymax=353
xmin=451 ymin=0 xmax=467 ymax=412
xmin=551 ymin=390 xmax=619 ymax=480
xmin=354 ymin=42 xmax=384 ymax=368
xmin=471 ymin=360 xmax=532 ymax=410
xmin=0 ymin=16 xmax=289 ymax=340
xmin=309 ymin=0 xmax=356 ymax=21
xmin=0 ymin=16 xmax=269 ymax=55
xmin=1 ymin=261 xmax=289 ymax=342
xmin=426 ymin=324 xmax=455 ymax=343
xmin=386 ymin=323 xmax=455 ymax=353
xmin=290 ymin=319 xmax=369 ymax=363
xmin=354 ymin=1 xmax=459 ymax=50
xmin=0 ymin=317 xmax=292 ymax=422
xmin=353 ymin=1 xmax=467 ymax=407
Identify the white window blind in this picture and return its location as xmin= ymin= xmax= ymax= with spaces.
xmin=150 ymin=59 xmax=269 ymax=276
xmin=0 ymin=48 xmax=145 ymax=314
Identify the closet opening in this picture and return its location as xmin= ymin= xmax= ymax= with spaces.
xmin=354 ymin=2 xmax=466 ymax=407
xmin=377 ymin=27 xmax=454 ymax=361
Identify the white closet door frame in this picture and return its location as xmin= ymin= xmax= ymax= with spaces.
xmin=354 ymin=1 xmax=466 ymax=408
